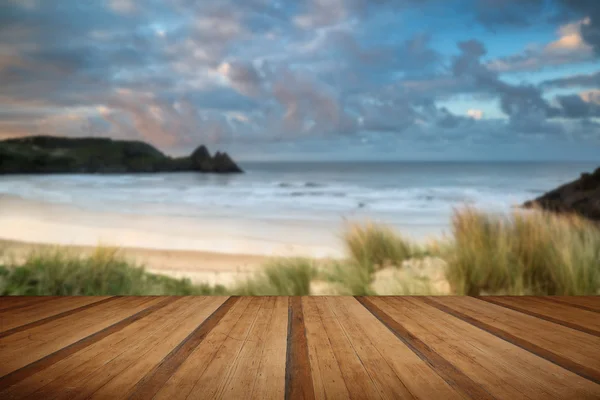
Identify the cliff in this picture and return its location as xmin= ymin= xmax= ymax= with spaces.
xmin=523 ymin=167 xmax=600 ymax=221
xmin=0 ymin=136 xmax=243 ymax=174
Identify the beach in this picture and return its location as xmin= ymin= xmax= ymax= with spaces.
xmin=0 ymin=195 xmax=341 ymax=287
xmin=0 ymin=237 xmax=269 ymax=287
xmin=0 ymin=161 xmax=595 ymax=288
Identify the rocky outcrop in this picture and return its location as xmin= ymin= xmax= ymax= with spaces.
xmin=0 ymin=136 xmax=243 ymax=174
xmin=523 ymin=167 xmax=600 ymax=221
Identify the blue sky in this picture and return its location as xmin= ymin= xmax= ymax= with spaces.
xmin=0 ymin=0 xmax=599 ymax=161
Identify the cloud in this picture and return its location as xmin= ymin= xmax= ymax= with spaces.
xmin=555 ymin=91 xmax=600 ymax=118
xmin=541 ymin=70 xmax=600 ymax=88
xmin=487 ymin=18 xmax=594 ymax=72
xmin=217 ymin=61 xmax=264 ymax=97
xmin=556 ymin=0 xmax=600 ymax=55
xmin=467 ymin=109 xmax=483 ymax=119
xmin=0 ymin=0 xmax=598 ymax=157
xmin=107 ymin=0 xmax=136 ymax=15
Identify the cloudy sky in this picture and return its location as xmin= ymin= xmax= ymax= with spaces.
xmin=1 ymin=0 xmax=599 ymax=161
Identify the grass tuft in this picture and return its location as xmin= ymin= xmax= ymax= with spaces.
xmin=0 ymin=246 xmax=227 ymax=295
xmin=446 ymin=207 xmax=600 ymax=295
xmin=343 ymin=222 xmax=417 ymax=270
xmin=1 ymin=207 xmax=598 ymax=296
xmin=231 ymin=257 xmax=317 ymax=295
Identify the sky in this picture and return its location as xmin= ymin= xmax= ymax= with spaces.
xmin=0 ymin=0 xmax=599 ymax=161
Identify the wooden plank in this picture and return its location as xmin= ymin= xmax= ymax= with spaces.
xmin=0 ymin=297 xmax=172 ymax=392
xmin=218 ymin=297 xmax=277 ymax=399
xmin=69 ymin=296 xmax=228 ymax=400
xmin=326 ymin=296 xmax=415 ymax=399
xmin=152 ymin=297 xmax=254 ymax=400
xmin=303 ymin=296 xmax=350 ymax=400
xmin=0 ymin=297 xmax=60 ymax=312
xmin=478 ymin=296 xmax=600 ymax=336
xmin=286 ymin=296 xmax=315 ymax=400
xmin=0 ymin=297 xmax=116 ymax=338
xmin=358 ymin=297 xmax=495 ymax=400
xmin=127 ymin=296 xmax=237 ymax=400
xmin=425 ymin=296 xmax=600 ymax=385
xmin=0 ymin=296 xmax=160 ymax=377
xmin=0 ymin=297 xmax=182 ymax=400
xmin=311 ymin=297 xmax=381 ymax=399
xmin=333 ymin=297 xmax=464 ymax=400
xmin=365 ymin=297 xmax=600 ymax=399
xmin=251 ymin=296 xmax=289 ymax=400
xmin=175 ymin=297 xmax=264 ymax=399
xmin=536 ymin=296 xmax=600 ymax=313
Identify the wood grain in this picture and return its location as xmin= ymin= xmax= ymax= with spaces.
xmin=425 ymin=296 xmax=600 ymax=385
xmin=0 ymin=297 xmax=116 ymax=338
xmin=0 ymin=296 xmax=598 ymax=400
xmin=357 ymin=296 xmax=496 ymax=400
xmin=477 ymin=296 xmax=600 ymax=337
xmin=127 ymin=296 xmax=236 ymax=400
xmin=543 ymin=296 xmax=600 ymax=313
xmin=0 ymin=297 xmax=173 ymax=391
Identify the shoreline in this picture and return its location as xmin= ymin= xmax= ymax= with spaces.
xmin=0 ymin=238 xmax=272 ymax=287
xmin=0 ymin=194 xmax=347 ymax=259
xmin=0 ymin=194 xmax=347 ymax=287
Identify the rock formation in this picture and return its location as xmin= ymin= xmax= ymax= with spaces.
xmin=523 ymin=167 xmax=600 ymax=221
xmin=0 ymin=136 xmax=243 ymax=174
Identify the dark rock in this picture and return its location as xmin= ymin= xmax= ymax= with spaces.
xmin=522 ymin=167 xmax=600 ymax=221
xmin=211 ymin=151 xmax=243 ymax=173
xmin=0 ymin=135 xmax=243 ymax=175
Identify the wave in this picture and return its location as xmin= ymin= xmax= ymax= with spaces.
xmin=276 ymin=181 xmax=325 ymax=188
xmin=0 ymin=174 xmax=534 ymax=218
xmin=288 ymin=191 xmax=347 ymax=198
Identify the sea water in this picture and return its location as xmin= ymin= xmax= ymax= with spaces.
xmin=0 ymin=161 xmax=595 ymax=254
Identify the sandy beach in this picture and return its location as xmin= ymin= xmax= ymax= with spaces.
xmin=0 ymin=237 xmax=271 ymax=287
xmin=0 ymin=194 xmax=346 ymax=286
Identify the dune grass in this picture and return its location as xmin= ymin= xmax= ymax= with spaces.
xmin=342 ymin=222 xmax=417 ymax=269
xmin=230 ymin=257 xmax=318 ymax=295
xmin=446 ymin=207 xmax=600 ymax=295
xmin=0 ymin=247 xmax=226 ymax=295
xmin=1 ymin=208 xmax=598 ymax=296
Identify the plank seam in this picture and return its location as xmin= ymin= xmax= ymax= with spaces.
xmin=356 ymin=296 xmax=497 ymax=400
xmin=0 ymin=297 xmax=119 ymax=338
xmin=327 ymin=297 xmax=413 ymax=398
xmin=541 ymin=297 xmax=600 ymax=314
xmin=0 ymin=296 xmax=176 ymax=391
xmin=285 ymin=297 xmax=316 ymax=400
xmin=126 ymin=296 xmax=239 ymax=400
xmin=422 ymin=296 xmax=600 ymax=385
xmin=475 ymin=296 xmax=600 ymax=337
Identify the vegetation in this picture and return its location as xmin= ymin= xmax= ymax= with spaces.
xmin=1 ymin=207 xmax=598 ymax=296
xmin=0 ymin=135 xmax=242 ymax=174
xmin=0 ymin=247 xmax=226 ymax=295
xmin=230 ymin=258 xmax=318 ymax=295
xmin=445 ymin=207 xmax=600 ymax=295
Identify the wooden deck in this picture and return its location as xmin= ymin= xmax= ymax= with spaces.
xmin=0 ymin=296 xmax=599 ymax=399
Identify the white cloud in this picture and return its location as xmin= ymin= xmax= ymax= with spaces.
xmin=487 ymin=17 xmax=594 ymax=73
xmin=107 ymin=0 xmax=136 ymax=14
xmin=467 ymin=109 xmax=484 ymax=120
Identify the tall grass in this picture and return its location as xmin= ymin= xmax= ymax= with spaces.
xmin=343 ymin=222 xmax=418 ymax=269
xmin=1 ymin=208 xmax=598 ymax=296
xmin=0 ymin=247 xmax=226 ymax=295
xmin=230 ymin=257 xmax=317 ymax=295
xmin=446 ymin=207 xmax=600 ymax=295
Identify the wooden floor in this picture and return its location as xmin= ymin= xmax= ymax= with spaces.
xmin=0 ymin=296 xmax=599 ymax=399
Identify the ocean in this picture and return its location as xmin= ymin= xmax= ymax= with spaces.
xmin=0 ymin=161 xmax=596 ymax=255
